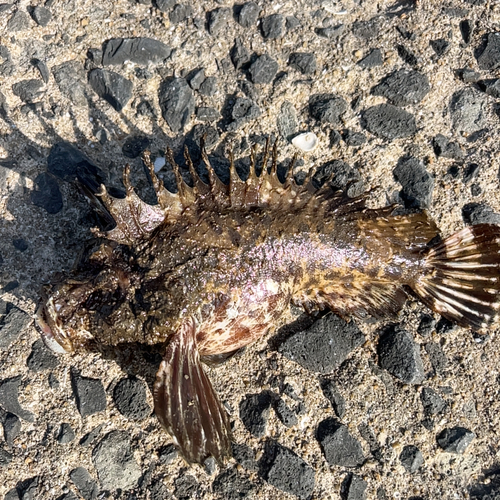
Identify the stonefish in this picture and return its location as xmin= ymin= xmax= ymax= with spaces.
xmin=36 ymin=140 xmax=500 ymax=464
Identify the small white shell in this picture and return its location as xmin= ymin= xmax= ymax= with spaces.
xmin=154 ymin=156 xmax=166 ymax=172
xmin=292 ymin=132 xmax=318 ymax=152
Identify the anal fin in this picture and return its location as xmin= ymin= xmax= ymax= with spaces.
xmin=153 ymin=318 xmax=232 ymax=465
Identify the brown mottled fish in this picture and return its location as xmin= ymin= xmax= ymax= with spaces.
xmin=36 ymin=140 xmax=500 ymax=464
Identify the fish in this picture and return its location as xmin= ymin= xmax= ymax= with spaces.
xmin=35 ymin=138 xmax=500 ymax=465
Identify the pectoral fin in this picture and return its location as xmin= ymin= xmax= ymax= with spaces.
xmin=153 ymin=318 xmax=232 ymax=464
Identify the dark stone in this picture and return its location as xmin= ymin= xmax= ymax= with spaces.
xmin=2 ymin=412 xmax=21 ymax=446
xmin=0 ymin=307 xmax=31 ymax=351
xmin=330 ymin=130 xmax=342 ymax=146
xmin=460 ymin=19 xmax=474 ymax=45
xmin=199 ymin=76 xmax=217 ymax=96
xmin=377 ymin=325 xmax=425 ymax=384
xmin=208 ymin=7 xmax=230 ymax=35
xmin=317 ymin=418 xmax=365 ymax=467
xmin=352 ymin=19 xmax=379 ymax=39
xmin=31 ymin=6 xmax=51 ymax=26
xmin=261 ymin=14 xmax=284 ymax=39
xmin=212 ymin=468 xmax=255 ymax=500
xmin=71 ymin=371 xmax=106 ymax=417
xmin=277 ymin=100 xmax=298 ymax=141
xmin=437 ymin=427 xmax=475 ymax=454
xmin=88 ymin=68 xmax=133 ymax=112
xmin=341 ymin=473 xmax=367 ymax=500
xmin=58 ymin=492 xmax=79 ymax=500
xmin=399 ymin=445 xmax=424 ymax=473
xmin=174 ymin=474 xmax=200 ymax=500
xmin=92 ymin=431 xmax=141 ymax=490
xmin=52 ymin=60 xmax=88 ymax=107
xmin=425 ymin=342 xmax=448 ymax=375
xmin=169 ymin=3 xmax=193 ymax=24
xmin=80 ymin=424 xmax=104 ymax=447
xmin=471 ymin=183 xmax=482 ymax=196
xmin=149 ymin=480 xmax=170 ymax=500
xmin=432 ymin=134 xmax=464 ymax=160
xmin=57 ymin=423 xmax=76 ymax=444
xmin=237 ymin=2 xmax=260 ymax=28
xmin=417 ymin=314 xmax=435 ymax=337
xmin=158 ymin=443 xmax=178 ymax=464
xmin=155 ymin=0 xmax=175 ymax=10
xmin=461 ymin=69 xmax=481 ymax=83
xmin=286 ymin=16 xmax=300 ymax=30
xmin=227 ymin=97 xmax=261 ymax=131
xmin=70 ymin=467 xmax=98 ymax=500
xmin=476 ymin=33 xmax=500 ymax=70
xmin=196 ymin=106 xmax=220 ymax=121
xmin=188 ymin=68 xmax=205 ymax=90
xmin=122 ymin=136 xmax=150 ymax=159
xmin=136 ymin=99 xmax=155 ymax=118
xmin=232 ymin=442 xmax=257 ymax=471
xmin=190 ymin=124 xmax=220 ymax=150
xmin=26 ymin=339 xmax=59 ymax=371
xmin=102 ymin=37 xmax=171 ymax=66
xmin=371 ymin=70 xmax=430 ymax=106
xmin=435 ymin=317 xmax=456 ymax=335
xmin=12 ymin=238 xmax=27 ymax=251
xmin=288 ymin=52 xmax=316 ymax=75
xmin=7 ymin=10 xmax=31 ymax=31
xmin=230 ymin=38 xmax=251 ymax=70
xmin=421 ymin=387 xmax=447 ymax=416
xmin=320 ymin=378 xmax=346 ymax=419
xmin=343 ymin=130 xmax=366 ymax=147
xmin=449 ymin=88 xmax=488 ymax=133
xmin=259 ymin=441 xmax=315 ymax=500
xmin=47 ymin=142 xmax=103 ymax=183
xmin=86 ymin=48 xmax=103 ymax=68
xmin=113 ymin=377 xmax=150 ymax=420
xmin=396 ymin=44 xmax=418 ymax=66
xmin=479 ymin=78 xmax=500 ymax=98
xmin=316 ymin=25 xmax=345 ymax=39
xmin=462 ymin=203 xmax=500 ymax=225
xmin=393 ymin=156 xmax=434 ymax=209
xmin=239 ymin=392 xmax=272 ymax=437
xmin=279 ymin=313 xmax=364 ymax=374
xmin=309 ymin=93 xmax=347 ymax=127
xmin=249 ymin=54 xmax=279 ymax=84
xmin=273 ymin=397 xmax=298 ymax=428
xmin=357 ymin=48 xmax=383 ymax=68
xmin=48 ymin=373 xmax=59 ymax=390
xmin=12 ymin=79 xmax=44 ymax=103
xmin=0 ymin=448 xmax=13 ymax=466
xmin=362 ymin=104 xmax=416 ymax=139
xmin=0 ymin=376 xmax=34 ymax=422
xmin=430 ymin=39 xmax=450 ymax=57
xmin=0 ymin=45 xmax=14 ymax=76
xmin=32 ymin=59 xmax=49 ymax=83
xmin=158 ymin=77 xmax=195 ymax=133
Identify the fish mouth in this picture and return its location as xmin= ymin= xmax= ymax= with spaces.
xmin=35 ymin=294 xmax=73 ymax=354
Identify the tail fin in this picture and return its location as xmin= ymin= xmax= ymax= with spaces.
xmin=412 ymin=224 xmax=500 ymax=331
xmin=153 ymin=318 xmax=232 ymax=465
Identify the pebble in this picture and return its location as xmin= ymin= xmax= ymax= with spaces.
xmin=424 ymin=341 xmax=448 ymax=375
xmin=88 ymin=68 xmax=133 ymax=112
xmin=0 ymin=448 xmax=13 ymax=467
xmin=249 ymin=54 xmax=279 ymax=84
xmin=57 ymin=423 xmax=76 ymax=444
xmin=58 ymin=492 xmax=78 ymax=500
xmin=69 ymin=467 xmax=99 ymax=500
xmin=462 ymin=203 xmax=500 ymax=225
xmin=30 ymin=5 xmax=51 ymax=26
xmin=377 ymin=325 xmax=425 ymax=384
xmin=230 ymin=38 xmax=251 ymax=70
xmin=26 ymin=339 xmax=59 ymax=372
xmin=7 ymin=9 xmax=31 ymax=31
xmin=102 ymin=38 xmax=171 ymax=66
xmin=158 ymin=443 xmax=178 ymax=464
xmin=92 ymin=431 xmax=142 ymax=490
xmin=149 ymin=480 xmax=170 ymax=500
xmin=273 ymin=397 xmax=298 ymax=428
xmin=449 ymin=88 xmax=488 ymax=133
xmin=399 ymin=445 xmax=424 ymax=473
xmin=196 ymin=106 xmax=220 ymax=122
xmin=352 ymin=19 xmax=379 ymax=39
xmin=113 ymin=376 xmax=151 ymax=421
xmin=309 ymin=93 xmax=347 ymax=127
xmin=421 ymin=387 xmax=447 ymax=417
xmin=0 ymin=376 xmax=34 ymax=422
xmin=357 ymin=48 xmax=383 ymax=68
xmin=313 ymin=159 xmax=364 ymax=197
xmin=316 ymin=24 xmax=345 ymax=39
xmin=430 ymin=39 xmax=450 ymax=57
xmin=286 ymin=16 xmax=300 ymax=30
xmin=32 ymin=59 xmax=49 ymax=84
xmin=237 ymin=2 xmax=260 ymax=28
xmin=158 ymin=77 xmax=195 ymax=133
xmin=436 ymin=427 xmax=475 ymax=454
xmin=371 ymin=70 xmax=430 ymax=106
xmin=208 ymin=7 xmax=231 ymax=36
xmin=261 ymin=14 xmax=285 ymax=39
xmin=432 ymin=134 xmax=464 ymax=160
xmin=155 ymin=0 xmax=175 ymax=12
xmin=2 ymin=412 xmax=21 ymax=446
xmin=227 ymin=97 xmax=261 ymax=131
xmin=212 ymin=468 xmax=255 ymax=499
xmin=288 ymin=52 xmax=317 ymax=75
xmin=12 ymin=79 xmax=44 ymax=103
xmin=342 ymin=473 xmax=368 ymax=500
xmin=174 ymin=474 xmax=201 ymax=499
xmin=190 ymin=124 xmax=220 ymax=151
xmin=122 ymin=136 xmax=151 ymax=159
xmin=169 ymin=4 xmax=193 ymax=24
xmin=343 ymin=130 xmax=367 ymax=147
xmin=479 ymin=78 xmax=500 ymax=98
xmin=239 ymin=391 xmax=272 ymax=437
xmin=80 ymin=424 xmax=104 ymax=447
xmin=393 ymin=156 xmax=434 ymax=209
xmin=396 ymin=44 xmax=418 ymax=66
xmin=47 ymin=142 xmax=103 ymax=183
xmin=52 ymin=60 xmax=88 ymax=107
xmin=277 ymin=101 xmax=298 ymax=141
xmin=260 ymin=441 xmax=315 ymax=500
xmin=320 ymin=378 xmax=346 ymax=419
xmin=460 ymin=19 xmax=474 ymax=45
xmin=188 ymin=68 xmax=205 ymax=90
xmin=317 ymin=418 xmax=365 ymax=467
xmin=0 ymin=307 xmax=31 ymax=351
xmin=279 ymin=313 xmax=364 ymax=374
xmin=461 ymin=69 xmax=481 ymax=84
xmin=232 ymin=442 xmax=257 ymax=471
xmin=48 ymin=373 xmax=59 ymax=390
xmin=199 ymin=76 xmax=217 ymax=96
xmin=476 ymin=32 xmax=500 ymax=70
xmin=362 ymin=103 xmax=416 ymax=139
xmin=0 ymin=46 xmax=14 ymax=76
xmin=71 ymin=371 xmax=107 ymax=417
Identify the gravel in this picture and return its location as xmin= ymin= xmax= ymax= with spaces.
xmin=158 ymin=77 xmax=195 ymax=133
xmin=71 ymin=371 xmax=107 ymax=418
xmin=393 ymin=156 xmax=434 ymax=209
xmin=26 ymin=339 xmax=59 ymax=372
xmin=112 ymin=376 xmax=151 ymax=421
xmin=436 ymin=427 xmax=476 ymax=454
xmin=371 ymin=69 xmax=430 ymax=106
xmin=88 ymin=68 xmax=134 ymax=112
xmin=362 ymin=104 xmax=417 ymax=139
xmin=102 ymin=37 xmax=171 ymax=66
xmin=239 ymin=391 xmax=272 ymax=437
xmin=309 ymin=93 xmax=348 ymax=127
xmin=249 ymin=54 xmax=279 ymax=84
xmin=399 ymin=445 xmax=424 ymax=473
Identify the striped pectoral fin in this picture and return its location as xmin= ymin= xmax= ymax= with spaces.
xmin=413 ymin=224 xmax=500 ymax=331
xmin=153 ymin=318 xmax=232 ymax=465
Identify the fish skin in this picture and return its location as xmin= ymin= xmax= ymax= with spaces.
xmin=36 ymin=140 xmax=500 ymax=464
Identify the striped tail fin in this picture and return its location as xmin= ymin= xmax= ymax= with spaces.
xmin=412 ymin=224 xmax=500 ymax=332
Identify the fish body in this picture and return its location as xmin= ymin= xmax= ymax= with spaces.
xmin=36 ymin=141 xmax=500 ymax=464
